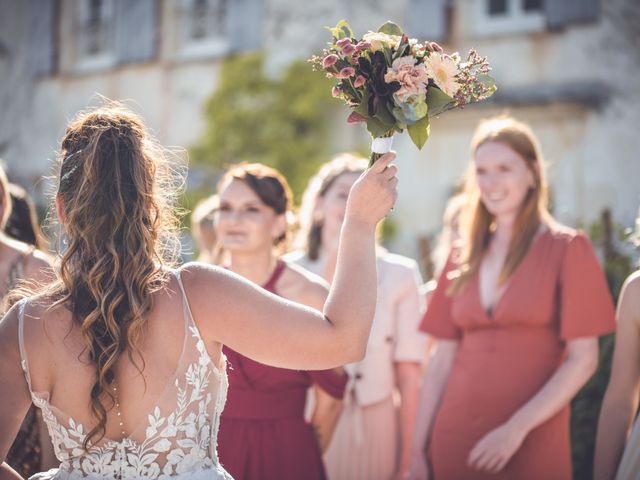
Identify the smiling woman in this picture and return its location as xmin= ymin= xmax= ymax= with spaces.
xmin=213 ymin=163 xmax=349 ymax=480
xmin=408 ymin=116 xmax=616 ymax=480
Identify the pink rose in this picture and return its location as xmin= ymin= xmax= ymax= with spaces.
xmin=341 ymin=44 xmax=356 ymax=56
xmin=336 ymin=38 xmax=352 ymax=48
xmin=336 ymin=67 xmax=355 ymax=79
xmin=355 ymin=41 xmax=372 ymax=53
xmin=332 ymin=86 xmax=342 ymax=97
xmin=384 ymin=56 xmax=429 ymax=102
xmin=322 ymin=54 xmax=338 ymax=68
xmin=354 ymin=75 xmax=366 ymax=88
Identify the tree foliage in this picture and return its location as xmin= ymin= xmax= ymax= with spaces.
xmin=190 ymin=52 xmax=342 ymax=202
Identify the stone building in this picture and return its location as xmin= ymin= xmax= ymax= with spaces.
xmin=1 ymin=0 xmax=638 ymax=268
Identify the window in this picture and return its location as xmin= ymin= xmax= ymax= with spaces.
xmin=76 ymin=0 xmax=115 ymax=71
xmin=178 ymin=0 xmax=229 ymax=59
xmin=474 ymin=0 xmax=545 ymax=36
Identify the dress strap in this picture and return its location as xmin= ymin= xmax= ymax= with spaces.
xmin=173 ymin=269 xmax=198 ymax=329
xmin=16 ymin=299 xmax=34 ymax=393
xmin=262 ymin=260 xmax=286 ymax=293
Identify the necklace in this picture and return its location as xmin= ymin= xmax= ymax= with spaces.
xmin=112 ymin=383 xmax=126 ymax=437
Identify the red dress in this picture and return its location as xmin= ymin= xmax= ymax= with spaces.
xmin=218 ymin=260 xmax=347 ymax=480
xmin=421 ymin=227 xmax=615 ymax=480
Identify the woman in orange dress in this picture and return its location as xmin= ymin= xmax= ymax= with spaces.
xmin=407 ymin=115 xmax=616 ymax=480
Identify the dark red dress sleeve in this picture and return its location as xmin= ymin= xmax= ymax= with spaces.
xmin=309 ymin=369 xmax=348 ymax=399
xmin=420 ymin=252 xmax=462 ymax=340
xmin=559 ymin=232 xmax=616 ymax=340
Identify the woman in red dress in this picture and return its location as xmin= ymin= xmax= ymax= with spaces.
xmin=214 ymin=163 xmax=347 ymax=480
xmin=408 ymin=115 xmax=616 ymax=479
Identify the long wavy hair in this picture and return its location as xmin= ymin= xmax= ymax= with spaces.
xmin=48 ymin=102 xmax=182 ymax=448
xmin=449 ymin=115 xmax=553 ymax=294
xmin=295 ymin=153 xmax=368 ymax=261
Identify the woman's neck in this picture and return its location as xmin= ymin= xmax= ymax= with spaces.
xmin=229 ymin=249 xmax=278 ymax=286
xmin=491 ymin=215 xmax=516 ymax=250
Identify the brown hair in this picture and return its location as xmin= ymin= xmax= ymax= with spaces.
xmin=5 ymin=183 xmax=46 ymax=249
xmin=450 ymin=115 xmax=552 ymax=294
xmin=191 ymin=194 xmax=219 ymax=261
xmin=217 ymin=163 xmax=293 ymax=249
xmin=296 ymin=153 xmax=368 ymax=261
xmin=49 ymin=101 xmax=181 ymax=448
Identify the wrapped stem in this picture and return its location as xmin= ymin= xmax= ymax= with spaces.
xmin=369 ymin=133 xmax=395 ymax=167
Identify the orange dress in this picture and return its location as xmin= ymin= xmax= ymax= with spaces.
xmin=421 ymin=227 xmax=615 ymax=480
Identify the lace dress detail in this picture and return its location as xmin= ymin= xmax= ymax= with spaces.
xmin=17 ymin=271 xmax=232 ymax=480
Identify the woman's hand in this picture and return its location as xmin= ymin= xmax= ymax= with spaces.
xmin=467 ymin=421 xmax=527 ymax=473
xmin=345 ymin=152 xmax=397 ymax=227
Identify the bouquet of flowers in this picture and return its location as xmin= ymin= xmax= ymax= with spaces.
xmin=310 ymin=20 xmax=497 ymax=165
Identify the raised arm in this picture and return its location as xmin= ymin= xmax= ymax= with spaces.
xmin=185 ymin=153 xmax=398 ymax=370
xmin=594 ymin=272 xmax=640 ymax=480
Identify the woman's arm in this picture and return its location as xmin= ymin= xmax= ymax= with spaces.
xmin=468 ymin=337 xmax=599 ymax=474
xmin=0 ymin=463 xmax=23 ymax=480
xmin=594 ymin=273 xmax=640 ymax=480
xmin=185 ymin=154 xmax=398 ymax=370
xmin=310 ymin=382 xmax=344 ymax=452
xmin=395 ymin=361 xmax=423 ymax=478
xmin=407 ymin=340 xmax=459 ymax=480
xmin=0 ymin=306 xmax=34 ymax=476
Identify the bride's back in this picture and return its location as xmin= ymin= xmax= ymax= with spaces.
xmin=21 ymin=273 xmax=223 ymax=442
xmin=17 ymin=271 xmax=230 ymax=478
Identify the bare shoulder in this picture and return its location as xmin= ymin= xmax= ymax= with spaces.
xmin=619 ymin=270 xmax=640 ymax=322
xmin=24 ymin=249 xmax=54 ymax=279
xmin=279 ymin=262 xmax=329 ymax=310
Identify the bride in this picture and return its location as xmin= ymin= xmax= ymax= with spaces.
xmin=0 ymin=103 xmax=398 ymax=480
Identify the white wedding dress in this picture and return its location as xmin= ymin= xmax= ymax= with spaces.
xmin=17 ymin=271 xmax=233 ymax=479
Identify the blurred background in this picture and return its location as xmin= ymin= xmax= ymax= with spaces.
xmin=1 ymin=1 xmax=639 ymax=478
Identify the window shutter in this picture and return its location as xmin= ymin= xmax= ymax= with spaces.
xmin=405 ymin=0 xmax=449 ymax=42
xmin=546 ymin=0 xmax=600 ymax=29
xmin=114 ymin=0 xmax=158 ymax=64
xmin=30 ymin=0 xmax=56 ymax=75
xmin=227 ymin=0 xmax=264 ymax=53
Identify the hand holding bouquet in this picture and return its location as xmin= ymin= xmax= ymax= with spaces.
xmin=310 ymin=20 xmax=497 ymax=165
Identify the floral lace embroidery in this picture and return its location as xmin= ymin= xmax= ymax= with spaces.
xmin=25 ymin=326 xmax=229 ymax=479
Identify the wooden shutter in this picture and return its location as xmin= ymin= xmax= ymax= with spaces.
xmin=114 ymin=0 xmax=158 ymax=64
xmin=30 ymin=0 xmax=56 ymax=75
xmin=227 ymin=0 xmax=264 ymax=53
xmin=405 ymin=0 xmax=449 ymax=42
xmin=546 ymin=0 xmax=600 ymax=29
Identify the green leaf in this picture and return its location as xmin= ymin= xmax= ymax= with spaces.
xmin=327 ymin=20 xmax=353 ymax=40
xmin=407 ymin=114 xmax=430 ymax=149
xmin=375 ymin=99 xmax=397 ymax=128
xmin=366 ymin=116 xmax=391 ymax=138
xmin=477 ymin=73 xmax=498 ymax=98
xmin=426 ymin=87 xmax=457 ymax=117
xmin=377 ymin=21 xmax=404 ymax=36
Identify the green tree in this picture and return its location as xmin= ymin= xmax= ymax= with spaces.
xmin=191 ymin=52 xmax=343 ymax=202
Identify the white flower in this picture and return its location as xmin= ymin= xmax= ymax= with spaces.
xmin=362 ymin=31 xmax=401 ymax=51
xmin=423 ymin=53 xmax=461 ymax=97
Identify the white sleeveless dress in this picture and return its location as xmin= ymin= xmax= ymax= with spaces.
xmin=17 ymin=271 xmax=233 ymax=480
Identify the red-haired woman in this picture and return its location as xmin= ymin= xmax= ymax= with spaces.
xmin=214 ymin=163 xmax=347 ymax=480
xmin=408 ymin=116 xmax=615 ymax=479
